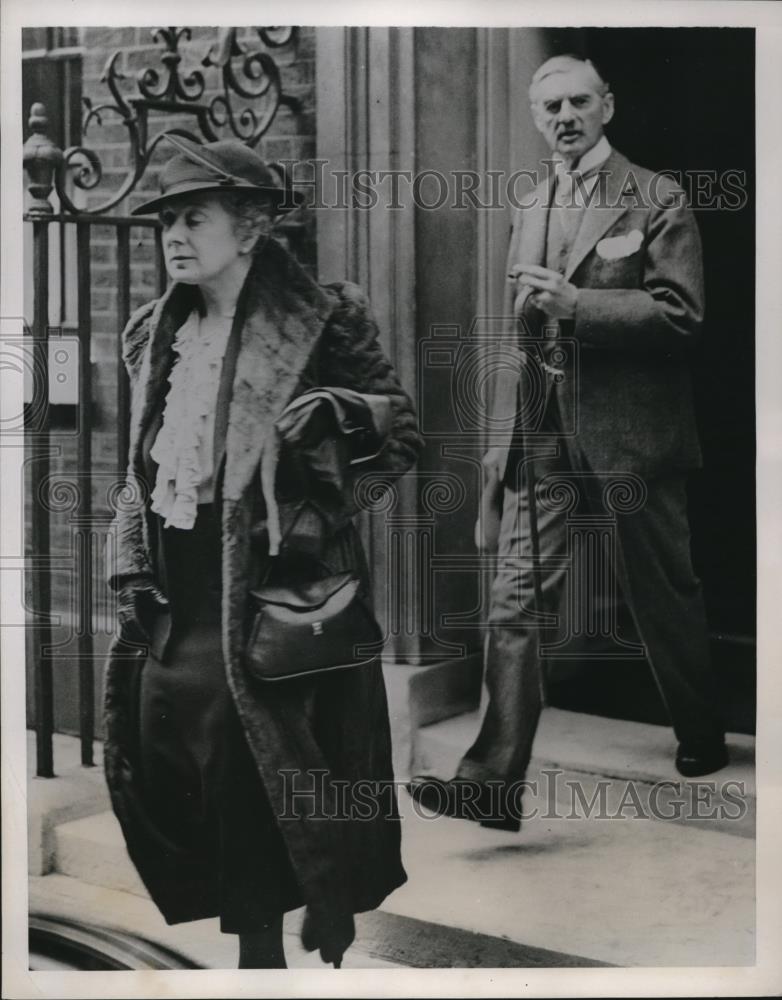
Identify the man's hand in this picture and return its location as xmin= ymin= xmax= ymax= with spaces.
xmin=510 ymin=264 xmax=579 ymax=320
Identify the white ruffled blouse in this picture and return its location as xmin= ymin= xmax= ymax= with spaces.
xmin=150 ymin=310 xmax=234 ymax=530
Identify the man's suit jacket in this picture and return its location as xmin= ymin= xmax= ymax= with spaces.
xmin=493 ymin=149 xmax=705 ymax=481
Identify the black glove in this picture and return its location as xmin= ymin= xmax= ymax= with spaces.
xmin=117 ymin=575 xmax=168 ymax=645
xmin=300 ymin=903 xmax=355 ymax=968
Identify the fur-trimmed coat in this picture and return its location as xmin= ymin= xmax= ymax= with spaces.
xmin=103 ymin=237 xmax=422 ymax=929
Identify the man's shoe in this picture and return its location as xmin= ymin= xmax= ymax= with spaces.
xmin=479 ymin=814 xmax=523 ymax=832
xmin=405 ymin=775 xmax=521 ymax=833
xmin=675 ymin=741 xmax=729 ymax=777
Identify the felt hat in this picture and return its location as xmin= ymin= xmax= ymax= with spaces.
xmin=131 ymin=134 xmax=302 ymax=216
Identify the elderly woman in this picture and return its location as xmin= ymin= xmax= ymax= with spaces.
xmin=103 ymin=136 xmax=421 ymax=969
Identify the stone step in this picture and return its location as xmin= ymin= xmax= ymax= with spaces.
xmin=29 ymin=873 xmax=398 ymax=969
xmin=412 ymin=707 xmax=756 ymax=837
xmin=49 ymin=809 xmax=610 ymax=967
xmin=31 ymin=871 xmax=606 ymax=969
xmin=387 ymin=784 xmax=754 ymax=968
xmin=37 ymin=711 xmax=755 ymax=969
xmin=27 ymin=735 xmax=109 ymax=877
xmin=47 ymin=787 xmax=755 ymax=969
xmin=53 ymin=811 xmax=148 ymax=897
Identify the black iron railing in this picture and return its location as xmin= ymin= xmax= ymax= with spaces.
xmin=24 ymin=207 xmax=163 ymax=776
xmin=23 ymin=26 xmax=302 ymax=777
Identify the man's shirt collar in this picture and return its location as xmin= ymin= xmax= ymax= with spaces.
xmin=555 ymin=136 xmax=612 ymax=180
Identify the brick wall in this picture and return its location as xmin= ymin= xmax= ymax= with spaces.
xmin=25 ymin=25 xmax=317 ymax=733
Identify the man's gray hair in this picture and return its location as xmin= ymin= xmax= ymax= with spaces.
xmin=529 ymin=54 xmax=611 ymax=103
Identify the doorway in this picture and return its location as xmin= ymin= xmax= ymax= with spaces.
xmin=542 ymin=28 xmax=756 ymax=732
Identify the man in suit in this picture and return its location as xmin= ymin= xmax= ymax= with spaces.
xmin=408 ymin=53 xmax=728 ymax=832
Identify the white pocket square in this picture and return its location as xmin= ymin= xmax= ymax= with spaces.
xmin=596 ymin=229 xmax=643 ymax=261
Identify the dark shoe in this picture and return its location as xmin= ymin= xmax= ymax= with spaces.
xmin=479 ymin=813 xmax=523 ymax=832
xmin=300 ymin=909 xmax=318 ymax=953
xmin=675 ymin=741 xmax=729 ymax=777
xmin=406 ymin=775 xmax=521 ymax=833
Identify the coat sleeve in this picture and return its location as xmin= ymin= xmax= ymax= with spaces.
xmin=106 ymin=300 xmax=158 ymax=591
xmin=573 ymin=181 xmax=705 ymax=355
xmin=318 ymin=281 xmax=423 ymax=476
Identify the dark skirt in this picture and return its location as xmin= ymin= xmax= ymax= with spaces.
xmin=135 ymin=504 xmax=302 ymax=932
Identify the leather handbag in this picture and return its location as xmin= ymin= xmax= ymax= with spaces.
xmin=244 ymin=570 xmax=383 ymax=682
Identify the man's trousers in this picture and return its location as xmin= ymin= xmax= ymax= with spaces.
xmin=456 ymin=415 xmax=725 ymax=788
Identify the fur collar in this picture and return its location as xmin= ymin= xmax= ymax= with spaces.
xmin=128 ymin=238 xmax=336 ymax=502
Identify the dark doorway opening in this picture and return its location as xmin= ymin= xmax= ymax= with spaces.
xmin=544 ymin=28 xmax=756 ymax=734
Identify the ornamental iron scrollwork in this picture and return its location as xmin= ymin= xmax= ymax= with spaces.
xmin=202 ymin=27 xmax=300 ymax=145
xmin=24 ymin=26 xmax=301 ymax=216
xmin=138 ymin=26 xmax=207 ymax=103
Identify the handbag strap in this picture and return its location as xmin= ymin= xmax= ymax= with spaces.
xmin=260 ymin=426 xmax=283 ymax=556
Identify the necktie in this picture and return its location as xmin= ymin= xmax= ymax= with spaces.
xmin=554 ymin=162 xmax=604 ymax=247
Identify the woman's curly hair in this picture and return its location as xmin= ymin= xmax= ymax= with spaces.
xmin=220 ymin=191 xmax=277 ymax=253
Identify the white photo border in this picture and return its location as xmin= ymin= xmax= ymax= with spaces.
xmin=2 ymin=2 xmax=781 ymax=997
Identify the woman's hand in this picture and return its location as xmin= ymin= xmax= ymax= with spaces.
xmin=276 ymin=396 xmax=336 ymax=450
xmin=117 ymin=575 xmax=169 ymax=645
xmin=300 ymin=903 xmax=355 ymax=968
